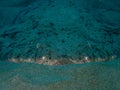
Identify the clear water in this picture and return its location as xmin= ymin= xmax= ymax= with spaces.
xmin=0 ymin=0 xmax=120 ymax=89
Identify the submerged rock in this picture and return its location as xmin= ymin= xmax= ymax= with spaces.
xmin=0 ymin=0 xmax=120 ymax=63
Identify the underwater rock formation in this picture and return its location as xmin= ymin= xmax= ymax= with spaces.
xmin=0 ymin=0 xmax=120 ymax=64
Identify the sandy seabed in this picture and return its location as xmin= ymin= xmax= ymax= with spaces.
xmin=0 ymin=58 xmax=120 ymax=90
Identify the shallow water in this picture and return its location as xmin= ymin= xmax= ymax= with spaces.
xmin=0 ymin=0 xmax=120 ymax=89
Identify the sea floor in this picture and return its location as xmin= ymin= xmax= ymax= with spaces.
xmin=0 ymin=58 xmax=120 ymax=90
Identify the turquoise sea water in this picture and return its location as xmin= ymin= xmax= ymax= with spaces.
xmin=0 ymin=0 xmax=120 ymax=90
